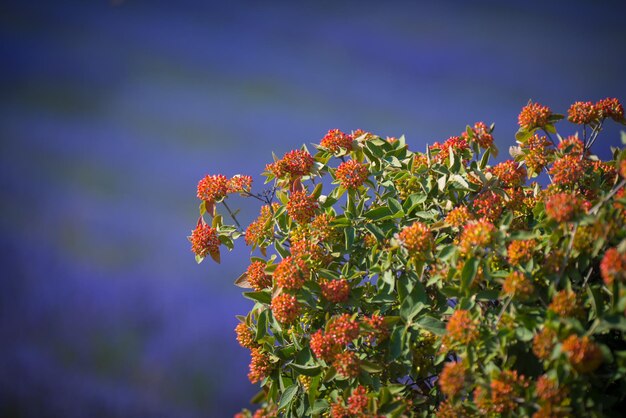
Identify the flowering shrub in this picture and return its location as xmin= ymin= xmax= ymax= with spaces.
xmin=190 ymin=98 xmax=626 ymax=417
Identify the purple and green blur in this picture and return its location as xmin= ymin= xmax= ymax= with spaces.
xmin=1 ymin=0 xmax=626 ymax=417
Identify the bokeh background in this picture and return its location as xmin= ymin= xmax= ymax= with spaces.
xmin=2 ymin=0 xmax=626 ymax=416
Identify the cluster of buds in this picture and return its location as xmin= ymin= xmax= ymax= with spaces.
xmin=458 ymin=218 xmax=496 ymax=256
xmin=319 ymin=129 xmax=354 ymax=154
xmin=398 ymin=221 xmax=433 ymax=259
xmin=189 ymin=221 xmax=220 ymax=259
xmin=600 ymin=247 xmax=626 ymax=286
xmin=335 ymin=159 xmax=369 ymax=189
xmin=197 ymin=174 xmax=252 ymax=205
xmin=561 ymin=334 xmax=603 ymax=373
xmin=429 ymin=136 xmax=470 ymax=164
xmin=518 ymin=102 xmax=552 ymax=131
xmin=502 ymin=271 xmax=534 ymax=300
xmin=462 ymin=121 xmax=494 ymax=149
xmin=443 ymin=309 xmax=479 ymax=347
xmin=438 ymin=361 xmax=466 ymax=398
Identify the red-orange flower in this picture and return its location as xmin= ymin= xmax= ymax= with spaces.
xmin=491 ymin=160 xmax=527 ymax=187
xmin=235 ymin=322 xmax=256 ymax=349
xmin=459 ymin=218 xmax=496 ymax=256
xmin=266 ymin=150 xmax=314 ymax=178
xmin=533 ymin=327 xmax=556 ymax=360
xmin=347 ymin=386 xmax=369 ymax=415
xmin=286 ymin=190 xmax=318 ymax=223
xmin=464 ymin=121 xmax=494 ymax=149
xmin=245 ymin=204 xmax=278 ymax=247
xmin=189 ymin=223 xmax=220 ymax=258
xmin=248 ymin=347 xmax=272 ymax=383
xmin=472 ymin=190 xmax=505 ymax=222
xmin=320 ymin=129 xmax=353 ymax=153
xmin=335 ymin=160 xmax=369 ymax=189
xmin=246 ymin=261 xmax=272 ymax=291
xmin=333 ymin=351 xmax=360 ymax=378
xmin=398 ymin=221 xmax=433 ymax=258
xmin=227 ymin=175 xmax=253 ymax=194
xmin=490 ymin=370 xmax=527 ymax=414
xmin=521 ymin=134 xmax=554 ymax=175
xmin=502 ymin=271 xmax=534 ymax=300
xmin=438 ymin=362 xmax=466 ymax=398
xmin=562 ymin=334 xmax=603 ymax=373
xmin=518 ymin=102 xmax=552 ymax=130
xmin=445 ymin=309 xmax=478 ymax=345
xmin=597 ymin=97 xmax=624 ymax=121
xmin=548 ymin=290 xmax=582 ymax=318
xmin=446 ymin=206 xmax=473 ymax=228
xmin=271 ymin=293 xmax=300 ymax=324
xmin=507 ymin=239 xmax=536 ymax=266
xmin=600 ymin=247 xmax=626 ymax=286
xmin=550 ymin=155 xmax=587 ymax=187
xmin=310 ymin=329 xmax=340 ymax=362
xmin=544 ymin=192 xmax=585 ymax=223
xmin=568 ymin=101 xmax=600 ymax=124
xmin=430 ymin=136 xmax=469 ymax=164
xmin=321 ymin=279 xmax=350 ymax=303
xmin=327 ymin=314 xmax=360 ymax=346
xmin=273 ymin=256 xmax=309 ymax=290
xmin=197 ymin=174 xmax=229 ymax=203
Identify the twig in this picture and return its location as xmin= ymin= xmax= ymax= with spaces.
xmin=222 ymin=200 xmax=243 ymax=231
xmin=494 ymin=297 xmax=512 ymax=329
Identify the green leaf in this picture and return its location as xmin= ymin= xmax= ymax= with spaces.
xmin=461 ymin=257 xmax=479 ymax=291
xmin=400 ymin=282 xmax=428 ymax=323
xmin=414 ymin=315 xmax=446 ymax=336
xmin=256 ymin=309 xmax=268 ymax=340
xmin=364 ymin=206 xmax=393 ymax=221
xmin=344 ymin=226 xmax=355 ymax=251
xmin=364 ymin=223 xmax=385 ymax=241
xmin=515 ymin=327 xmax=534 ymax=342
xmin=308 ymin=399 xmax=329 ymax=415
xmin=279 ymin=384 xmax=299 ymax=410
xmin=289 ymin=363 xmax=322 ymax=376
xmin=243 ymin=291 xmax=272 ymax=305
xmin=360 ymin=359 xmax=383 ymax=373
xmin=386 ymin=197 xmax=404 ymax=216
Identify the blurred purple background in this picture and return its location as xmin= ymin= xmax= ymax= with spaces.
xmin=1 ymin=0 xmax=626 ymax=416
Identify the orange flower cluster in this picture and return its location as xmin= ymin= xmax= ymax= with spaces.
xmin=507 ymin=239 xmax=536 ymax=266
xmin=430 ymin=136 xmax=469 ymax=164
xmin=310 ymin=329 xmax=340 ymax=361
xmin=533 ymin=375 xmax=570 ymax=418
xmin=286 ymin=190 xmax=318 ymax=223
xmin=621 ymin=160 xmax=626 ymax=179
xmin=544 ymin=192 xmax=584 ymax=223
xmin=398 ymin=221 xmax=433 ymax=257
xmin=310 ymin=213 xmax=336 ymax=242
xmin=438 ymin=362 xmax=466 ymax=398
xmin=445 ymin=309 xmax=478 ymax=346
xmin=362 ymin=314 xmax=388 ymax=344
xmin=463 ymin=121 xmax=494 ymax=149
xmin=491 ymin=160 xmax=527 ymax=187
xmin=320 ymin=129 xmax=353 ymax=153
xmin=600 ymin=247 xmax=626 ymax=286
xmin=446 ymin=206 xmax=473 ymax=228
xmin=335 ymin=160 xmax=369 ymax=189
xmin=273 ymin=256 xmax=309 ymax=290
xmin=235 ymin=322 xmax=256 ymax=349
xmin=548 ymin=290 xmax=582 ymax=318
xmin=472 ymin=190 xmax=505 ymax=222
xmin=490 ymin=370 xmax=528 ymax=414
xmin=333 ymin=351 xmax=360 ymax=378
xmin=558 ymin=136 xmax=585 ymax=156
xmin=459 ymin=218 xmax=496 ymax=256
xmin=290 ymin=238 xmax=329 ymax=267
xmin=227 ymin=175 xmax=253 ymax=194
xmin=518 ymin=102 xmax=552 ymax=130
xmin=245 ymin=204 xmax=278 ymax=247
xmin=266 ymin=149 xmax=314 ymax=179
xmin=321 ymin=279 xmax=351 ymax=303
xmin=532 ymin=327 xmax=556 ymax=360
xmin=567 ymin=101 xmax=600 ymax=124
xmin=550 ymin=155 xmax=587 ymax=187
xmin=502 ymin=271 xmax=534 ymax=300
xmin=561 ymin=334 xmax=603 ymax=373
xmin=270 ymin=293 xmax=300 ymax=324
xmin=328 ymin=314 xmax=360 ymax=346
xmin=597 ymin=97 xmax=624 ymax=121
xmin=189 ymin=223 xmax=220 ymax=258
xmin=248 ymin=347 xmax=272 ymax=383
xmin=347 ymin=386 xmax=369 ymax=415
xmin=521 ymin=134 xmax=554 ymax=174
xmin=196 ymin=174 xmax=229 ymax=203
xmin=246 ymin=261 xmax=271 ymax=291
